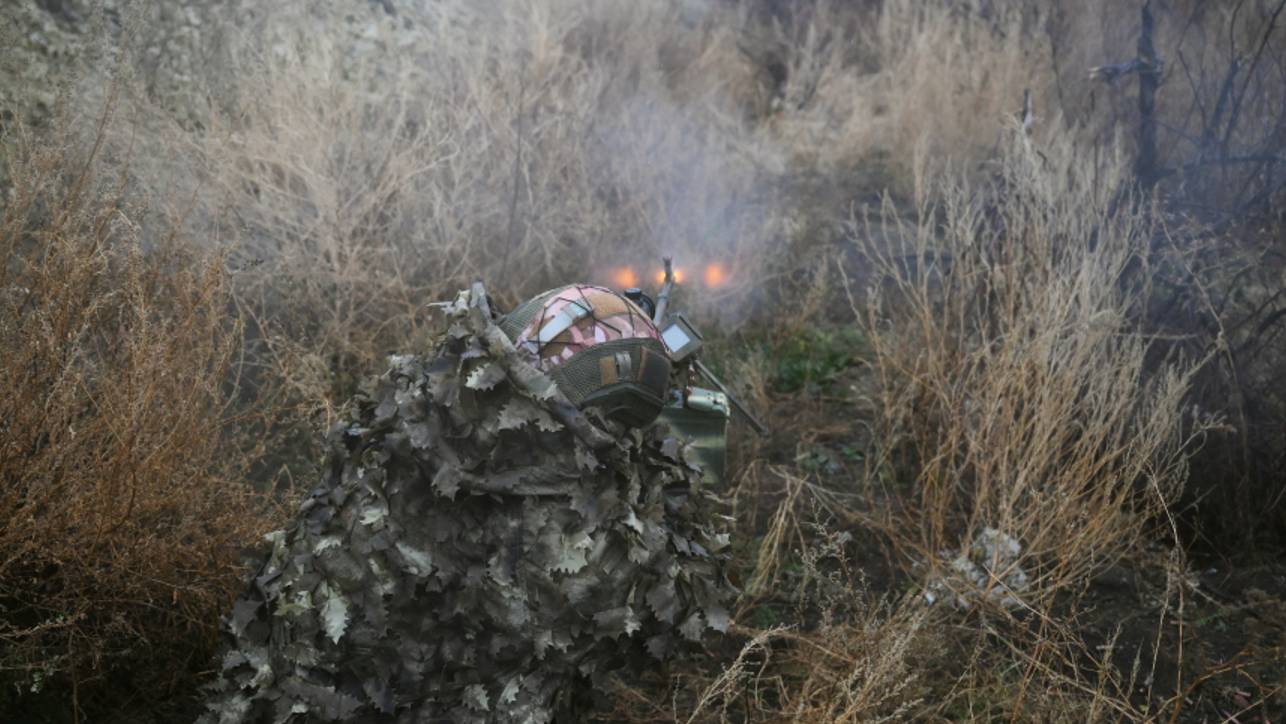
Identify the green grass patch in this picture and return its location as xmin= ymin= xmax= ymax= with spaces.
xmin=768 ymin=328 xmax=865 ymax=394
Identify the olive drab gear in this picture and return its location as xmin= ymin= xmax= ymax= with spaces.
xmin=658 ymin=388 xmax=730 ymax=487
xmin=499 ymin=285 xmax=671 ymax=429
xmin=201 ymin=283 xmax=733 ymax=724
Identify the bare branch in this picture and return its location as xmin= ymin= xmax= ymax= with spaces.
xmin=1222 ymin=0 xmax=1286 ymax=149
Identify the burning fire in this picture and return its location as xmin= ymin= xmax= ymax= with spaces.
xmin=610 ymin=266 xmax=640 ymax=289
xmin=654 ymin=268 xmax=688 ymax=285
xmin=607 ymin=262 xmax=730 ymax=290
xmin=702 ymin=263 xmax=728 ymax=288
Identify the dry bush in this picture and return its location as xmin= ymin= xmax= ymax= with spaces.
xmin=97 ymin=0 xmax=796 ymax=423
xmin=1036 ymin=0 xmax=1286 ymax=544
xmin=758 ymin=529 xmax=926 ymax=723
xmin=1045 ymin=0 xmax=1286 ymax=211
xmin=767 ymin=0 xmax=1286 ymax=211
xmin=85 ymin=0 xmax=1260 ymax=425
xmin=616 ymin=523 xmax=930 ymax=724
xmin=760 ymin=0 xmax=1052 ymax=188
xmin=0 ymin=114 xmax=282 ymax=716
xmin=1174 ymin=236 xmax=1286 ymax=546
xmin=851 ymin=130 xmax=1209 ymax=609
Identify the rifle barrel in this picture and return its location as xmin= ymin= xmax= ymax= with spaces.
xmin=653 ymin=257 xmax=674 ymax=324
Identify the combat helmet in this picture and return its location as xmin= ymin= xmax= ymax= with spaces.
xmin=500 ymin=284 xmax=672 ymax=428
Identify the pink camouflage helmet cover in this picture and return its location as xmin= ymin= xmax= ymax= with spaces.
xmin=511 ymin=284 xmax=664 ymax=369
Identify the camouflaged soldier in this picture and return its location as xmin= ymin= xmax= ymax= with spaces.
xmin=201 ymin=281 xmax=734 ymax=724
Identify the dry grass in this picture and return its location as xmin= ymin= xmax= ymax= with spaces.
xmin=126 ymin=0 xmax=797 ymax=420
xmin=0 ymin=108 xmax=282 ymax=715
xmin=613 ymin=523 xmax=930 ymax=724
xmin=851 ymin=131 xmax=1208 ymax=609
xmin=765 ymin=0 xmax=1051 ymax=185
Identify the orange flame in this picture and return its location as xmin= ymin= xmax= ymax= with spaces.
xmin=703 ymin=263 xmax=728 ymax=288
xmin=610 ymin=266 xmax=639 ymax=289
xmin=654 ymin=268 xmax=687 ymax=285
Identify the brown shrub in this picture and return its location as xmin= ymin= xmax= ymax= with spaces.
xmin=611 ymin=521 xmax=931 ymax=724
xmin=850 ymin=131 xmax=1209 ymax=608
xmin=0 ymin=113 xmax=282 ymax=716
xmin=141 ymin=0 xmax=793 ymax=423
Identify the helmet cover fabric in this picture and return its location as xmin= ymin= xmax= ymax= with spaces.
xmin=503 ymin=285 xmax=672 ymax=427
xmin=511 ymin=285 xmax=662 ymax=369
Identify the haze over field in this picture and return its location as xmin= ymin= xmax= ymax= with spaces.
xmin=2 ymin=0 xmax=1284 ymax=721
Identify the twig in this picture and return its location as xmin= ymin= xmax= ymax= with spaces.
xmin=1221 ymin=0 xmax=1286 ymax=151
xmin=1204 ymin=57 xmax=1242 ymax=154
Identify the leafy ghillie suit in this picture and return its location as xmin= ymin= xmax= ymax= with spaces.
xmin=201 ymin=284 xmax=733 ymax=724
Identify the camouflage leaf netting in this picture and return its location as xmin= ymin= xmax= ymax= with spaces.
xmin=201 ymin=284 xmax=733 ymax=724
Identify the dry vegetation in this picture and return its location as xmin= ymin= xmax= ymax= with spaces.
xmin=2 ymin=0 xmax=1285 ymax=721
xmin=0 ymin=115 xmax=283 ymax=717
xmin=857 ymin=130 xmax=1220 ymax=601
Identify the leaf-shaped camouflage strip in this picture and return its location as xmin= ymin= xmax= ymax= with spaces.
xmin=200 ymin=283 xmax=734 ymax=724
